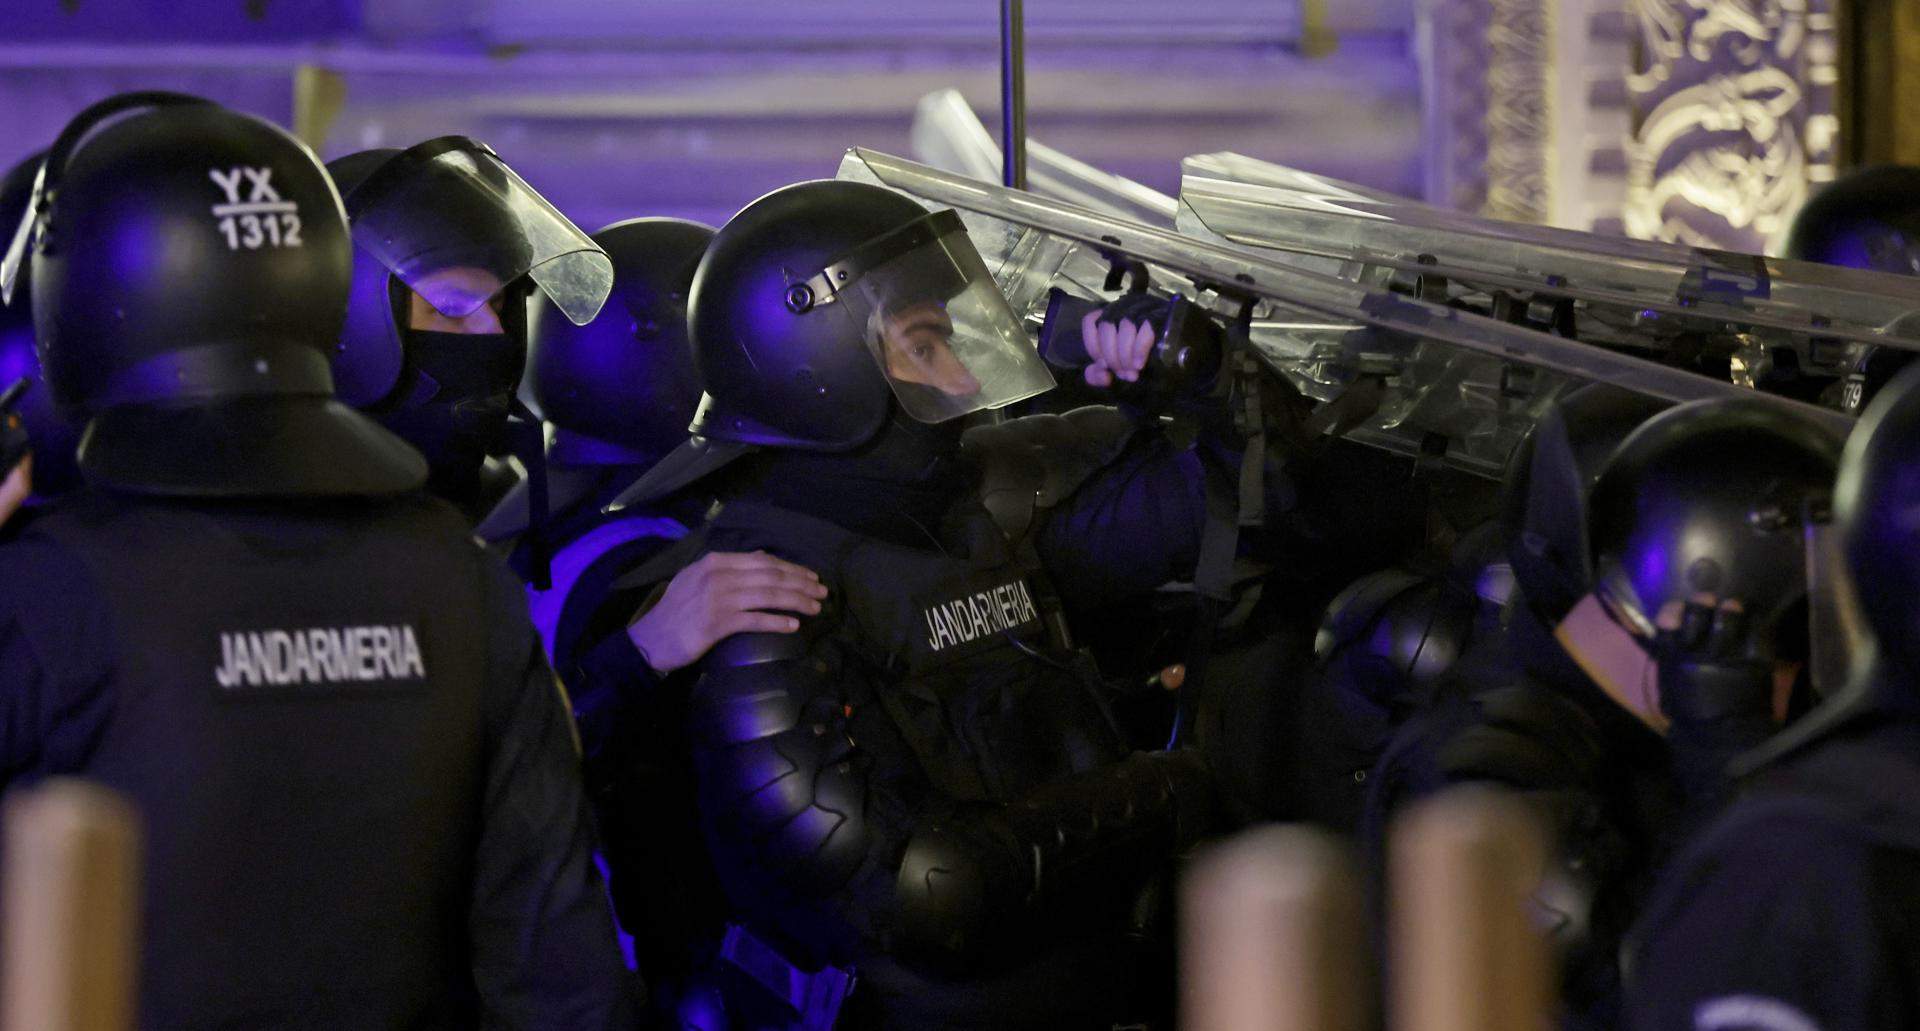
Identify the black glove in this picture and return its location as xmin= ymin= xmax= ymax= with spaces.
xmin=1648 ymin=597 xmax=1776 ymax=806
xmin=1037 ymin=288 xmax=1220 ymax=404
xmin=1096 ymin=291 xmax=1173 ymax=335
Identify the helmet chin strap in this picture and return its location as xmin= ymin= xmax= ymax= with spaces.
xmin=1555 ymin=593 xmax=1670 ymax=734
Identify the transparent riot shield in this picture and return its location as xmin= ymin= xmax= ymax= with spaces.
xmin=910 ymin=88 xmax=1180 ymax=227
xmin=837 ymin=147 xmax=1849 ymax=479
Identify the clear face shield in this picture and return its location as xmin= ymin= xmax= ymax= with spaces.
xmin=0 ymin=161 xmax=44 ymax=307
xmin=341 ymin=136 xmax=613 ymax=326
xmin=798 ymin=209 xmax=1055 ymax=423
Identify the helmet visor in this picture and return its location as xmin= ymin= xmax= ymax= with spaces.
xmin=812 ymin=209 xmax=1054 ymax=423
xmin=342 ymin=137 xmax=613 ymax=325
xmin=0 ymin=161 xmax=46 ymax=306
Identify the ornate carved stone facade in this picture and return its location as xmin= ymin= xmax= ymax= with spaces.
xmin=1418 ymin=0 xmax=1495 ymax=213
xmin=1625 ymin=0 xmax=1839 ymax=250
xmin=1421 ymin=0 xmax=1837 ymax=249
xmin=1419 ymin=0 xmax=1634 ymax=231
xmin=1484 ymin=0 xmax=1556 ymax=223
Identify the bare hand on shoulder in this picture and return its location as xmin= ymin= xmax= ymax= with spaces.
xmin=626 ymin=550 xmax=828 ymax=674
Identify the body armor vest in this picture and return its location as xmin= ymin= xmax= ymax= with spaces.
xmin=26 ymin=491 xmax=493 ymax=1029
xmin=705 ymin=499 xmax=1128 ymax=810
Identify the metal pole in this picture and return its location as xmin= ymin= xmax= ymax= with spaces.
xmin=1000 ymin=0 xmax=1028 ymax=190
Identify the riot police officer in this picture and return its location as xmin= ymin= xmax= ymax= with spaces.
xmin=1355 ymin=384 xmax=1670 ymax=1026
xmin=602 ymin=179 xmax=1218 ymax=1029
xmin=0 ymin=93 xmax=635 ymax=1028
xmin=1363 ymin=388 xmax=1840 ymax=1028
xmin=1625 ymin=364 xmax=1920 ymax=1031
xmin=327 ymin=138 xmax=614 ymax=520
xmin=478 ymin=216 xmax=716 ymax=668
xmin=1783 ymin=165 xmax=1920 ymax=416
xmin=475 ymin=215 xmax=833 ymax=998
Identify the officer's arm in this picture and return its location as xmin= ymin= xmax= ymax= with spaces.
xmin=0 ymin=537 xmax=114 ymax=786
xmin=687 ymin=629 xmax=890 ymax=934
xmin=468 ymin=558 xmax=639 ymax=1031
xmin=966 ymin=407 xmax=1211 ymax=605
xmin=1625 ymin=811 xmax=1889 ymax=1031
xmin=691 ymin=631 xmax=1217 ymax=967
xmin=1036 ymin=430 xmax=1212 ymax=603
xmin=564 ymin=550 xmax=825 ymax=765
xmin=564 ymin=621 xmax=665 ymax=768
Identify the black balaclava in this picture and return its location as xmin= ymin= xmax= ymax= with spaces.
xmin=726 ymin=408 xmax=971 ymax=549
xmin=379 ymin=326 xmax=524 ymax=516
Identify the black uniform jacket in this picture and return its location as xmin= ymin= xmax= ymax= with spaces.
xmin=0 ymin=489 xmax=637 ymax=1030
xmin=1627 ymin=714 xmax=1920 ymax=1031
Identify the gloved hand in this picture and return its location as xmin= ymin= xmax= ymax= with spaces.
xmin=1649 ymin=594 xmax=1778 ymax=805
xmin=1079 ymin=293 xmax=1169 ymax=387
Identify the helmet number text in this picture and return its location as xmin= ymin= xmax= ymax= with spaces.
xmin=216 ymin=213 xmax=303 ymax=252
xmin=208 ymin=166 xmax=304 ymax=252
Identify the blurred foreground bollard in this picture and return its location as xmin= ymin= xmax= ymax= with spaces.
xmin=2 ymin=780 xmax=141 ymax=1031
xmin=1180 ymin=825 xmax=1363 ymax=1031
xmin=1389 ymin=787 xmax=1549 ymax=1031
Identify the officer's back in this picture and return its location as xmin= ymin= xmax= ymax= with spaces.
xmin=0 ymin=93 xmax=633 ymax=1028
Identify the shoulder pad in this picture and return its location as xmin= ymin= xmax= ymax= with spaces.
xmin=962 ymin=406 xmax=1138 ymax=542
xmin=708 ymin=630 xmax=812 ymax=668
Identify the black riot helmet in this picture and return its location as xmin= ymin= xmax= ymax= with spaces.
xmin=610 ymin=179 xmax=1055 ymax=508
xmin=1501 ymin=383 xmax=1671 ymax=625
xmin=0 ymin=92 xmax=422 ymax=497
xmin=325 ymin=138 xmax=610 ymax=515
xmin=1836 ymin=362 xmax=1920 ymax=689
xmin=526 ymin=217 xmax=713 ymax=467
xmin=1783 ymin=165 xmax=1920 ymax=276
xmin=1784 ymin=167 xmax=1920 ymax=415
xmin=326 ymin=138 xmax=612 ymax=409
xmin=0 ymin=150 xmax=82 ymax=498
xmin=1733 ymin=362 xmax=1920 ymax=771
xmin=1586 ymin=398 xmax=1843 ymax=662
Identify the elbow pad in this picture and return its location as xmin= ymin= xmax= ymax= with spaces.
xmin=892 ymin=749 xmax=1216 ymax=968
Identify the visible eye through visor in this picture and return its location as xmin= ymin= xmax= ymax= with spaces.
xmin=341 ymin=136 xmax=613 ymax=327
xmin=790 ymin=208 xmax=1055 ymax=424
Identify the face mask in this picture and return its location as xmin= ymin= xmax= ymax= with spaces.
xmin=381 ymin=330 xmax=524 ymax=508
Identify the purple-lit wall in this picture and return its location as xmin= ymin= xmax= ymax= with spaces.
xmin=0 ymin=0 xmax=1422 ymax=231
